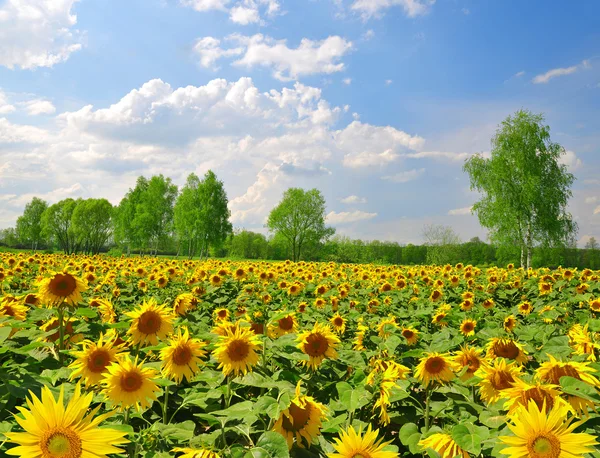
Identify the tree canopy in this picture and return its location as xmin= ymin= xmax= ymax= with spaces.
xmin=464 ymin=110 xmax=576 ymax=269
xmin=267 ymin=188 xmax=334 ymax=262
xmin=16 ymin=197 xmax=48 ymax=251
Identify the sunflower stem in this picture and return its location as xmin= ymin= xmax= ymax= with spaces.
xmin=424 ymin=387 xmax=432 ymax=432
xmin=57 ymin=306 xmax=65 ymax=364
xmin=163 ymin=386 xmax=170 ymax=424
xmin=225 ymin=375 xmax=232 ymax=409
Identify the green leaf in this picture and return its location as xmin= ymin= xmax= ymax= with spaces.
xmin=75 ymin=307 xmax=98 ymax=318
xmin=336 ymin=382 xmax=371 ymax=413
xmin=0 ymin=326 xmax=11 ymax=344
xmin=560 ymin=376 xmax=600 ymax=402
xmin=155 ymin=421 xmax=196 ymax=441
xmin=399 ymin=423 xmax=422 ymax=455
xmin=244 ymin=431 xmax=290 ymax=458
xmin=479 ymin=410 xmax=506 ymax=429
xmin=451 ymin=423 xmax=489 ymax=455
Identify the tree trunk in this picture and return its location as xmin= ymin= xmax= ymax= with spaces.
xmin=526 ymin=221 xmax=533 ymax=270
xmin=520 ymin=246 xmax=525 ymax=269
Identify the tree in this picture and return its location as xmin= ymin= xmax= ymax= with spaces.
xmin=464 ymin=110 xmax=577 ymax=269
xmin=0 ymin=228 xmax=19 ymax=248
xmin=71 ymin=199 xmax=113 ymax=254
xmin=267 ymin=188 xmax=334 ymax=262
xmin=41 ymin=198 xmax=79 ymax=253
xmin=114 ymin=176 xmax=149 ymax=255
xmin=174 ymin=171 xmax=232 ymax=259
xmin=585 ymin=237 xmax=598 ymax=250
xmin=422 ymin=224 xmax=461 ymax=265
xmin=16 ymin=197 xmax=48 ymax=251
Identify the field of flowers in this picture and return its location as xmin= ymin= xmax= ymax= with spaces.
xmin=1 ymin=253 xmax=600 ymax=458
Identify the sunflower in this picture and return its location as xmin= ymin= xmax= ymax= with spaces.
xmin=453 ymin=345 xmax=484 ymax=381
xmin=37 ymin=271 xmax=87 ymax=306
xmin=213 ymin=325 xmax=261 ymax=377
xmin=503 ymin=315 xmax=517 ymax=333
xmin=173 ymin=447 xmax=221 ymax=458
xmin=327 ymin=424 xmax=397 ymax=458
xmin=486 ymin=338 xmax=528 ymax=364
xmin=297 ymin=322 xmax=340 ymax=370
xmin=501 ymin=379 xmax=564 ymax=414
xmin=401 ymin=327 xmax=419 ymax=346
xmin=589 ymin=298 xmax=600 ymax=313
xmin=459 ymin=318 xmax=477 ymax=337
xmin=5 ymin=384 xmax=128 ymax=458
xmin=102 ymin=357 xmax=160 ymax=410
xmin=499 ymin=401 xmax=597 ymax=458
xmin=377 ymin=317 xmax=398 ymax=338
xmin=272 ymin=382 xmax=327 ymax=449
xmin=517 ymin=301 xmax=533 ymax=315
xmin=214 ymin=308 xmax=230 ymax=322
xmin=69 ymin=333 xmax=126 ymax=386
xmin=270 ymin=312 xmax=298 ymax=338
xmin=173 ymin=293 xmax=196 ymax=316
xmin=419 ymin=433 xmax=469 ymax=458
xmin=476 ymin=358 xmax=522 ymax=404
xmin=414 ymin=352 xmax=458 ymax=387
xmin=568 ymin=324 xmax=599 ymax=361
xmin=431 ymin=311 xmax=448 ymax=327
xmin=367 ymin=361 xmax=410 ymax=425
xmin=126 ymin=298 xmax=174 ymax=346
xmin=330 ymin=313 xmax=346 ymax=334
xmin=353 ymin=322 xmax=369 ymax=351
xmin=0 ymin=297 xmax=28 ymax=321
xmin=160 ymin=327 xmax=207 ymax=383
xmin=210 ymin=274 xmax=223 ymax=287
xmin=536 ymin=354 xmax=600 ymax=387
xmin=40 ymin=316 xmax=83 ymax=347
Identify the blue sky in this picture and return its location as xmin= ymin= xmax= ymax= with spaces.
xmin=1 ymin=0 xmax=599 ymax=245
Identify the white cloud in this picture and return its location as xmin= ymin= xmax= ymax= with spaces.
xmin=0 ymin=91 xmax=15 ymax=114
xmin=193 ymin=37 xmax=244 ymax=69
xmin=326 ymin=210 xmax=377 ymax=224
xmin=385 ymin=79 xmax=393 ymax=85
xmin=351 ymin=0 xmax=435 ymax=19
xmin=0 ymin=0 xmax=83 ymax=70
xmin=594 ymin=206 xmax=600 ymax=215
xmin=381 ymin=168 xmax=425 ymax=183
xmin=180 ymin=0 xmax=230 ymax=11
xmin=559 ymin=150 xmax=582 ymax=171
xmin=340 ymin=195 xmax=367 ymax=204
xmin=21 ymin=99 xmax=56 ymax=115
xmin=343 ymin=149 xmax=398 ymax=168
xmin=362 ymin=29 xmax=375 ymax=40
xmin=335 ymin=121 xmax=425 ymax=154
xmin=405 ymin=150 xmax=473 ymax=161
xmin=230 ymin=5 xmax=260 ymax=24
xmin=193 ymin=34 xmax=352 ymax=81
xmin=231 ymin=34 xmax=353 ymax=81
xmin=532 ymin=59 xmax=590 ymax=84
xmin=585 ymin=196 xmax=598 ymax=204
xmin=448 ymin=206 xmax=472 ymax=216
xmin=514 ymin=71 xmax=525 ymax=78
xmin=342 ymin=78 xmax=352 ymax=85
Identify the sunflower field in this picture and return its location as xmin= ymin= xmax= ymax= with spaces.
xmin=1 ymin=253 xmax=600 ymax=458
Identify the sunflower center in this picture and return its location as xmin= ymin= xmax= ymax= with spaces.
xmin=545 ymin=365 xmax=581 ymax=384
xmin=137 ymin=311 xmax=162 ymax=335
xmin=528 ymin=434 xmax=561 ymax=458
xmin=333 ymin=317 xmax=343 ymax=327
xmin=493 ymin=341 xmax=520 ymax=360
xmin=279 ymin=316 xmax=294 ymax=330
xmin=304 ymin=333 xmax=329 ymax=357
xmin=227 ymin=339 xmax=250 ymax=362
xmin=120 ymin=371 xmax=143 ymax=392
xmin=351 ymin=455 xmax=370 ymax=458
xmin=467 ymin=358 xmax=481 ymax=372
xmin=49 ymin=274 xmax=77 ymax=297
xmin=87 ymin=349 xmax=111 ymax=373
xmin=522 ymin=388 xmax=554 ymax=411
xmin=462 ymin=323 xmax=474 ymax=332
xmin=41 ymin=428 xmax=82 ymax=458
xmin=425 ymin=357 xmax=446 ymax=374
xmin=172 ymin=345 xmax=192 ymax=366
xmin=218 ymin=310 xmax=228 ymax=318
xmin=491 ymin=370 xmax=515 ymax=390
xmin=281 ymin=401 xmax=311 ymax=432
xmin=403 ymin=330 xmax=414 ymax=339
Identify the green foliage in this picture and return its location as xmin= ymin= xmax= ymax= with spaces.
xmin=464 ymin=109 xmax=577 ymax=269
xmin=40 ymin=198 xmax=79 ymax=253
xmin=267 ymin=188 xmax=334 ymax=262
xmin=71 ymin=198 xmax=113 ymax=254
xmin=15 ymin=197 xmax=48 ymax=250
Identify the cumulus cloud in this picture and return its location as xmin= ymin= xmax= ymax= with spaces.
xmin=0 ymin=91 xmax=16 ymax=114
xmin=343 ymin=149 xmax=398 ymax=168
xmin=559 ymin=150 xmax=582 ymax=171
xmin=532 ymin=59 xmax=590 ymax=84
xmin=181 ymin=0 xmax=280 ymax=24
xmin=351 ymin=0 xmax=435 ymax=19
xmin=194 ymin=37 xmax=244 ymax=69
xmin=381 ymin=168 xmax=425 ymax=183
xmin=21 ymin=99 xmax=56 ymax=115
xmin=228 ymin=34 xmax=353 ymax=81
xmin=340 ymin=195 xmax=367 ymax=204
xmin=0 ymin=0 xmax=83 ymax=70
xmin=448 ymin=206 xmax=472 ymax=216
xmin=326 ymin=210 xmax=377 ymax=224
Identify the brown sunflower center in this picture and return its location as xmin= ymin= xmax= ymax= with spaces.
xmin=491 ymin=370 xmax=515 ymax=391
xmin=172 ymin=345 xmax=192 ymax=366
xmin=281 ymin=401 xmax=311 ymax=432
xmin=227 ymin=339 xmax=250 ymax=362
xmin=333 ymin=317 xmax=344 ymax=327
xmin=462 ymin=323 xmax=474 ymax=332
xmin=467 ymin=357 xmax=481 ymax=373
xmin=137 ymin=311 xmax=162 ymax=335
xmin=493 ymin=341 xmax=520 ymax=360
xmin=544 ymin=365 xmax=581 ymax=385
xmin=120 ymin=371 xmax=143 ymax=392
xmin=528 ymin=433 xmax=561 ymax=458
xmin=425 ymin=357 xmax=446 ymax=374
xmin=218 ymin=310 xmax=228 ymax=318
xmin=304 ymin=333 xmax=329 ymax=357
xmin=48 ymin=274 xmax=77 ymax=297
xmin=41 ymin=427 xmax=82 ymax=458
xmin=279 ymin=316 xmax=294 ymax=331
xmin=521 ymin=388 xmax=555 ymax=411
xmin=87 ymin=349 xmax=111 ymax=373
xmin=402 ymin=330 xmax=414 ymax=339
